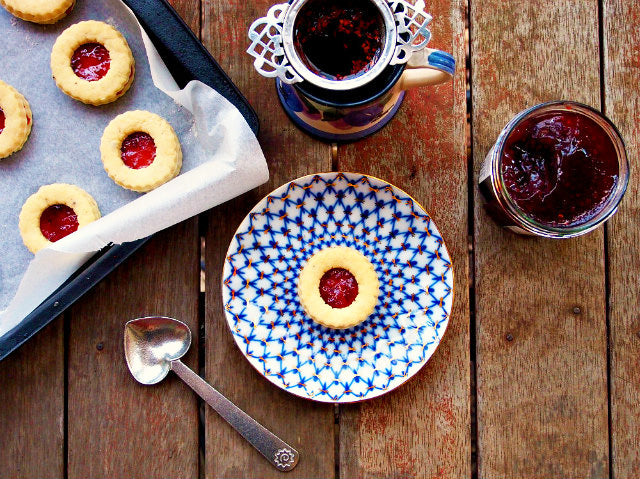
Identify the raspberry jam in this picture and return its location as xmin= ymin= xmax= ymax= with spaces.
xmin=501 ymin=111 xmax=619 ymax=227
xmin=319 ymin=268 xmax=359 ymax=309
xmin=293 ymin=0 xmax=384 ymax=81
xmin=121 ymin=132 xmax=156 ymax=169
xmin=0 ymin=108 xmax=5 ymax=134
xmin=71 ymin=43 xmax=111 ymax=81
xmin=40 ymin=204 xmax=79 ymax=242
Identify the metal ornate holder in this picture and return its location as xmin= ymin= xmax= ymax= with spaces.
xmin=247 ymin=0 xmax=455 ymax=141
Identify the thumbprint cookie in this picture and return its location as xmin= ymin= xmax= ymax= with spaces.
xmin=19 ymin=184 xmax=101 ymax=254
xmin=100 ymin=110 xmax=182 ymax=192
xmin=298 ymin=246 xmax=380 ymax=329
xmin=0 ymin=0 xmax=75 ymax=24
xmin=51 ymin=21 xmax=135 ymax=105
xmin=0 ymin=80 xmax=32 ymax=159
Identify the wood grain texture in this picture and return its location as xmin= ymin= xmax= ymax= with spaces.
xmin=202 ymin=0 xmax=334 ymax=477
xmin=471 ymin=1 xmax=609 ymax=477
xmin=0 ymin=320 xmax=64 ymax=478
xmin=603 ymin=1 xmax=640 ymax=476
xmin=168 ymin=0 xmax=201 ymax=36
xmin=67 ymin=221 xmax=200 ymax=478
xmin=66 ymin=2 xmax=202 ymax=475
xmin=336 ymin=0 xmax=470 ymax=477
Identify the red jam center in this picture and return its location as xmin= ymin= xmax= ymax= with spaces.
xmin=501 ymin=111 xmax=619 ymax=227
xmin=40 ymin=204 xmax=79 ymax=242
xmin=293 ymin=0 xmax=384 ymax=81
xmin=0 ymin=108 xmax=5 ymax=135
xmin=121 ymin=132 xmax=156 ymax=169
xmin=71 ymin=43 xmax=111 ymax=81
xmin=319 ymin=268 xmax=359 ymax=309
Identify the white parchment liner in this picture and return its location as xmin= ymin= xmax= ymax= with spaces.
xmin=0 ymin=0 xmax=269 ymax=336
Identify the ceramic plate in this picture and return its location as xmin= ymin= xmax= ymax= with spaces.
xmin=221 ymin=172 xmax=453 ymax=403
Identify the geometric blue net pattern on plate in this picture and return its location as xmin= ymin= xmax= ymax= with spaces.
xmin=222 ymin=173 xmax=453 ymax=402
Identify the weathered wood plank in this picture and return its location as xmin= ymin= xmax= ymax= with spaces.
xmin=67 ymin=221 xmax=200 ymax=478
xmin=0 ymin=320 xmax=64 ymax=478
xmin=202 ymin=0 xmax=335 ymax=477
xmin=603 ymin=0 xmax=640 ymax=476
xmin=66 ymin=2 xmax=201 ymax=474
xmin=336 ymin=0 xmax=470 ymax=477
xmin=168 ymin=0 xmax=201 ymax=36
xmin=471 ymin=1 xmax=609 ymax=477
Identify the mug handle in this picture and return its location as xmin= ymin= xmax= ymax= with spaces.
xmin=397 ymin=48 xmax=456 ymax=90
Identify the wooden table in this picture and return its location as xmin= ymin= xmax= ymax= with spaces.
xmin=2 ymin=0 xmax=638 ymax=477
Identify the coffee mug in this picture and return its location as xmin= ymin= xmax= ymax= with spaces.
xmin=248 ymin=0 xmax=455 ymax=142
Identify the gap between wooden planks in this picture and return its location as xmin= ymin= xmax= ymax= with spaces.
xmin=471 ymin=0 xmax=614 ymax=477
xmin=202 ymin=0 xmax=469 ymax=478
xmin=603 ymin=0 xmax=640 ymax=476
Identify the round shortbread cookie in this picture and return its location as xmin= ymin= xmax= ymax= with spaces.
xmin=100 ymin=110 xmax=182 ymax=192
xmin=19 ymin=184 xmax=101 ymax=254
xmin=0 ymin=80 xmax=32 ymax=159
xmin=298 ymin=246 xmax=380 ymax=329
xmin=0 ymin=0 xmax=75 ymax=24
xmin=51 ymin=21 xmax=135 ymax=105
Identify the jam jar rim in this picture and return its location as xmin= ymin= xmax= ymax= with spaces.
xmin=489 ymin=100 xmax=630 ymax=238
xmin=281 ymin=0 xmax=398 ymax=92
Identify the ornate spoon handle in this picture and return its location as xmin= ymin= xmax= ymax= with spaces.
xmin=171 ymin=359 xmax=299 ymax=472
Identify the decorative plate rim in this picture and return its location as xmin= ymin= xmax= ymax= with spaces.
xmin=221 ymin=171 xmax=455 ymax=403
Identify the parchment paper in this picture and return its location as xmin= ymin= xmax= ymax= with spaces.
xmin=0 ymin=0 xmax=269 ymax=336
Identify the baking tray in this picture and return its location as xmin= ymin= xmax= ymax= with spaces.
xmin=0 ymin=0 xmax=259 ymax=361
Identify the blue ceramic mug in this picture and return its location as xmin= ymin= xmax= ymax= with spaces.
xmin=248 ymin=0 xmax=455 ymax=142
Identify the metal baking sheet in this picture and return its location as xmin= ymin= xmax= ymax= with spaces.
xmin=0 ymin=0 xmax=258 ymax=360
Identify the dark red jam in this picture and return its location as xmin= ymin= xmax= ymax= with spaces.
xmin=319 ymin=268 xmax=359 ymax=309
xmin=121 ymin=132 xmax=156 ymax=169
xmin=501 ymin=111 xmax=619 ymax=227
xmin=40 ymin=204 xmax=79 ymax=242
xmin=0 ymin=108 xmax=5 ymax=134
xmin=71 ymin=43 xmax=111 ymax=81
xmin=293 ymin=0 xmax=384 ymax=81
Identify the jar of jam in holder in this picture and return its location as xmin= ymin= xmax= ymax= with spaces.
xmin=247 ymin=0 xmax=455 ymax=142
xmin=479 ymin=101 xmax=629 ymax=238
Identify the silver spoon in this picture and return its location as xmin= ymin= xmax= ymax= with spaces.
xmin=124 ymin=316 xmax=299 ymax=472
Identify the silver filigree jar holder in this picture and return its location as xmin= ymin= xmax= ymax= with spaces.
xmin=247 ymin=0 xmax=456 ymax=141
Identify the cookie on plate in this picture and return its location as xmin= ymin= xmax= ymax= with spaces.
xmin=298 ymin=246 xmax=380 ymax=329
xmin=0 ymin=80 xmax=32 ymax=159
xmin=51 ymin=21 xmax=135 ymax=105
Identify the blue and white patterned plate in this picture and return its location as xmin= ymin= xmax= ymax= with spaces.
xmin=222 ymin=172 xmax=453 ymax=403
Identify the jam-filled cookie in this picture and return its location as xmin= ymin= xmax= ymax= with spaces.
xmin=0 ymin=80 xmax=32 ymax=159
xmin=51 ymin=21 xmax=135 ymax=105
xmin=19 ymin=184 xmax=101 ymax=254
xmin=0 ymin=0 xmax=75 ymax=24
xmin=100 ymin=110 xmax=182 ymax=192
xmin=298 ymin=246 xmax=380 ymax=329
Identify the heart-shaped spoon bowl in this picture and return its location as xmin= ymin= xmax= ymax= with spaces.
xmin=123 ymin=316 xmax=300 ymax=470
xmin=124 ymin=316 xmax=191 ymax=385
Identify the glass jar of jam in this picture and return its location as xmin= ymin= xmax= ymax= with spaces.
xmin=479 ymin=101 xmax=629 ymax=238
